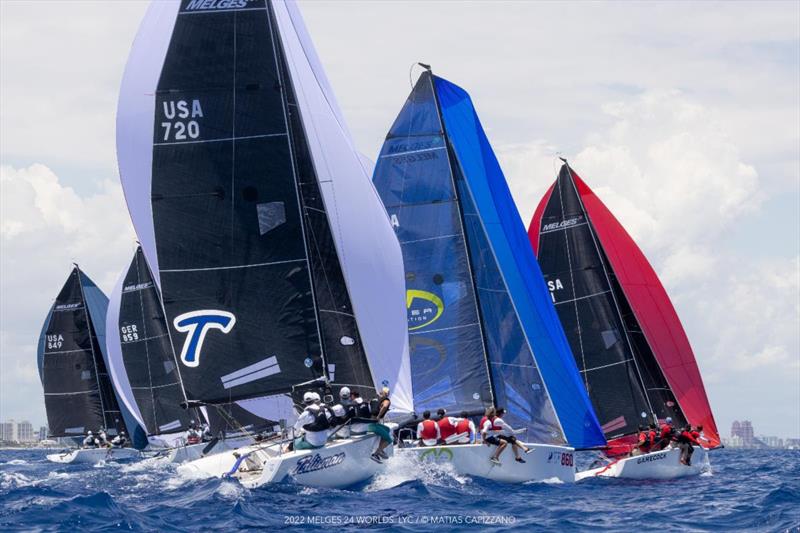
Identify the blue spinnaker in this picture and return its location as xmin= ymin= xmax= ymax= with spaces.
xmin=433 ymin=76 xmax=605 ymax=449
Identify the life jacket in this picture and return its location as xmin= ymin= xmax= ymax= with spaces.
xmin=369 ymin=398 xmax=380 ymax=417
xmin=659 ymin=423 xmax=674 ymax=440
xmin=479 ymin=416 xmax=502 ymax=434
xmin=680 ymin=431 xmax=699 ymax=445
xmin=420 ymin=419 xmax=438 ymax=440
xmin=690 ymin=430 xmax=701 ymax=441
xmin=187 ymin=434 xmax=201 ymax=445
xmin=356 ymin=400 xmax=372 ymax=419
xmin=302 ymin=405 xmax=331 ymax=432
xmin=438 ymin=417 xmax=457 ymax=441
xmin=648 ymin=430 xmax=657 ymax=445
xmin=638 ymin=431 xmax=648 ymax=445
xmin=455 ymin=418 xmax=471 ymax=435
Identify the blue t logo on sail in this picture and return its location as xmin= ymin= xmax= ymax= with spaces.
xmin=173 ymin=310 xmax=236 ymax=368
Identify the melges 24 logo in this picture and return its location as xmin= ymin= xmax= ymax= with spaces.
xmin=173 ymin=310 xmax=236 ymax=368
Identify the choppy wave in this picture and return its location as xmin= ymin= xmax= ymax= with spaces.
xmin=0 ymin=448 xmax=797 ymax=531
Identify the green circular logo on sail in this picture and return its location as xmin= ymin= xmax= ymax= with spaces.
xmin=406 ymin=289 xmax=444 ymax=331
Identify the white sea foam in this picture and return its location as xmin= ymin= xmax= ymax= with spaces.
xmin=216 ymin=480 xmax=244 ymax=500
xmin=1 ymin=472 xmax=34 ymax=489
xmin=366 ymin=450 xmax=471 ymax=492
xmin=3 ymin=459 xmax=28 ymax=466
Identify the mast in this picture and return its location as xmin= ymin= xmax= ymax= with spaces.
xmin=426 ymin=66 xmax=496 ymax=408
xmin=562 ymin=163 xmax=657 ymax=424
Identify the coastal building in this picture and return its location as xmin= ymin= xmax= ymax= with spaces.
xmin=731 ymin=420 xmax=755 ymax=447
xmin=17 ymin=420 xmax=34 ymax=442
xmin=38 ymin=426 xmax=48 ymax=441
xmin=1 ymin=419 xmax=16 ymax=442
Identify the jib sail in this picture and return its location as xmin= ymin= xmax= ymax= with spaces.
xmin=530 ymin=163 xmax=719 ymax=447
xmin=373 ymin=70 xmax=604 ymax=448
xmin=37 ymin=266 xmax=133 ymax=439
xmin=116 ymin=0 xmax=411 ymax=420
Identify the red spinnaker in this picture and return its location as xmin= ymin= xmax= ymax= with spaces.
xmin=529 ymin=170 xmax=720 ymax=448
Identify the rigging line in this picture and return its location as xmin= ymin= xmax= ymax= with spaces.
xmin=564 ymin=164 xmax=656 ymax=421
xmin=134 ymin=251 xmax=161 ymax=430
xmin=555 ymin=169 xmax=589 ymax=391
xmin=75 ymin=267 xmax=110 ymax=429
xmin=266 ymin=0 xmax=326 ymax=382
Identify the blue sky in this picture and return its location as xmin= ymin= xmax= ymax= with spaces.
xmin=1 ymin=0 xmax=798 ymax=439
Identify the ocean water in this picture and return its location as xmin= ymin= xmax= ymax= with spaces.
xmin=0 ymin=448 xmax=797 ymax=531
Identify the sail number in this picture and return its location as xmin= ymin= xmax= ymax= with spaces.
xmin=160 ymin=99 xmax=204 ymax=142
xmin=120 ymin=325 xmax=139 ymax=343
xmin=46 ymin=334 xmax=64 ymax=350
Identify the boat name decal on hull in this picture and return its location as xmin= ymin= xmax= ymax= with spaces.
xmin=292 ymin=452 xmax=346 ymax=475
xmin=636 ymin=452 xmax=667 ymax=464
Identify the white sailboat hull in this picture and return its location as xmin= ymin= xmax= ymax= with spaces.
xmin=163 ymin=436 xmax=253 ymax=464
xmin=575 ymin=446 xmax=710 ymax=481
xmin=178 ymin=434 xmax=386 ymax=489
xmin=395 ymin=442 xmax=576 ymax=483
xmin=234 ymin=435 xmax=386 ymax=489
xmin=46 ymin=447 xmax=140 ymax=464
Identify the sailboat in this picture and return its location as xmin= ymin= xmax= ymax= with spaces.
xmin=372 ymin=68 xmax=605 ymax=483
xmin=38 ymin=266 xmax=142 ymax=464
xmin=105 ymin=246 xmax=255 ymax=463
xmin=115 ymin=0 xmax=410 ymax=488
xmin=529 ymin=162 xmax=719 ymax=479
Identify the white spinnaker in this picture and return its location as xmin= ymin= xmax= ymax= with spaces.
xmin=273 ymin=0 xmax=413 ymax=413
xmin=115 ymin=0 xmax=181 ymax=288
xmin=105 ymin=268 xmax=150 ymax=435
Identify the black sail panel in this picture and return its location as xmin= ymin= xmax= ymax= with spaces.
xmin=151 ymin=0 xmax=370 ymax=405
xmin=273 ymin=19 xmax=375 ymax=399
xmin=118 ymin=247 xmax=193 ymax=434
xmin=537 ymin=165 xmax=654 ymax=437
xmin=40 ymin=268 xmax=126 ymax=437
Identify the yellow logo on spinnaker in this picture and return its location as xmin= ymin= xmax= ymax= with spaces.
xmin=406 ymin=289 xmax=444 ymax=331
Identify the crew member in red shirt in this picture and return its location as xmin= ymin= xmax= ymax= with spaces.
xmin=416 ymin=410 xmax=440 ymax=447
xmin=436 ymin=408 xmax=458 ymax=444
xmin=677 ymin=425 xmax=700 ymax=465
xmin=653 ymin=417 xmax=675 ymax=451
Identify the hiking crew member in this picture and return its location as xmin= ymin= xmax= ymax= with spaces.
xmin=330 ymin=386 xmax=354 ymax=439
xmin=417 ymin=411 xmax=440 ymax=447
xmin=293 ymin=392 xmax=331 ymax=450
xmin=96 ymin=429 xmax=110 ymax=448
xmin=480 ymin=407 xmax=507 ymax=465
xmin=368 ymin=387 xmax=394 ymax=463
xmin=654 ymin=417 xmax=675 ymax=451
xmin=83 ymin=431 xmax=95 ymax=448
xmin=677 ymin=425 xmax=700 ymax=465
xmin=186 ymin=422 xmax=202 ymax=445
xmin=350 ymin=391 xmax=372 ymax=436
xmin=110 ymin=431 xmax=127 ymax=448
xmin=493 ymin=408 xmax=531 ymax=463
xmin=454 ymin=412 xmax=476 ymax=444
xmin=436 ymin=408 xmax=459 ymax=444
xmin=634 ymin=425 xmax=652 ymax=456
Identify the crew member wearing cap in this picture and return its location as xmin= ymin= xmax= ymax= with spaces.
xmin=292 ymin=391 xmax=332 ymax=450
xmin=654 ymin=417 xmax=676 ymax=451
xmin=330 ymin=386 xmax=355 ymax=439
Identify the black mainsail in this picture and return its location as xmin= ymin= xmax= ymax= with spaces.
xmin=38 ymin=267 xmax=129 ymax=438
xmin=116 ymin=0 xmax=412 ymax=421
